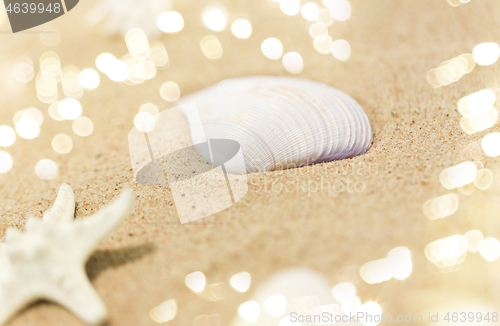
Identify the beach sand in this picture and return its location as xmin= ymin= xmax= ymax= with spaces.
xmin=1 ymin=0 xmax=500 ymax=325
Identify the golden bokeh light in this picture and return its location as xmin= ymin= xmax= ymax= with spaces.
xmin=48 ymin=101 xmax=64 ymax=121
xmin=193 ymin=314 xmax=220 ymax=326
xmin=95 ymin=53 xmax=128 ymax=82
xmin=482 ymin=132 xmax=500 ymax=157
xmin=422 ymin=193 xmax=459 ymax=220
xmin=62 ymin=65 xmax=84 ymax=99
xmin=134 ymin=112 xmax=156 ymax=132
xmin=474 ymin=168 xmax=493 ymax=190
xmin=78 ymin=68 xmax=100 ymax=90
xmin=135 ymin=60 xmax=157 ymax=80
xmin=157 ymin=11 xmax=184 ymax=33
xmin=39 ymin=50 xmax=59 ymax=61
xmin=40 ymin=55 xmax=61 ymax=84
xmin=280 ymin=0 xmax=300 ymax=16
xmin=160 ymin=81 xmax=181 ymax=102
xmin=313 ymin=35 xmax=333 ymax=54
xmin=35 ymin=159 xmax=59 ymax=180
xmin=0 ymin=151 xmax=13 ymax=173
xmin=472 ymin=42 xmax=500 ymax=66
xmin=425 ymin=235 xmax=468 ymax=272
xmin=13 ymin=108 xmax=43 ymax=126
xmin=282 ymin=52 xmax=304 ymax=74
xmin=317 ymin=8 xmax=334 ymax=26
xmin=324 ymin=0 xmax=351 ymax=21
xmin=426 ymin=53 xmax=475 ymax=88
xmin=464 ymin=230 xmax=483 ymax=253
xmin=199 ymin=283 xmax=226 ymax=302
xmin=52 ymin=134 xmax=73 ymax=154
xmin=309 ymin=22 xmax=328 ymax=41
xmin=341 ymin=297 xmax=361 ymax=315
xmin=261 ymin=38 xmax=283 ymax=60
xmin=72 ymin=117 xmax=94 ymax=137
xmin=458 ymin=117 xmax=475 ymax=135
xmin=358 ymin=302 xmax=382 ymax=326
xmin=457 ymin=182 xmax=475 ymax=196
xmin=478 ymin=238 xmax=500 ymax=262
xmin=185 ymin=271 xmax=206 ymax=293
xmin=439 ymin=161 xmax=477 ymax=190
xmin=139 ymin=103 xmax=159 ymax=118
xmin=106 ymin=59 xmax=129 ymax=82
xmin=13 ymin=56 xmax=34 ymax=83
xmin=264 ymin=294 xmax=287 ymax=317
xmin=360 ymin=247 xmax=412 ymax=284
xmin=36 ymin=79 xmax=58 ymax=103
xmin=202 ymin=6 xmax=227 ymax=31
xmin=15 ymin=118 xmax=40 ymax=139
xmin=149 ymin=299 xmax=177 ymax=323
xmin=457 ymin=89 xmax=495 ymax=116
xmin=125 ymin=28 xmax=151 ymax=61
xmin=332 ymin=282 xmax=356 ymax=304
xmin=149 ymin=42 xmax=169 ymax=67
xmin=0 ymin=126 xmax=16 ymax=147
xmin=301 ymin=3 xmax=320 ymax=21
xmin=95 ymin=53 xmax=117 ymax=74
xmin=200 ymin=35 xmax=223 ymax=59
xmin=122 ymin=54 xmax=143 ymax=85
xmin=460 ymin=53 xmax=476 ymax=72
xmin=36 ymin=53 xmax=62 ymax=103
xmin=463 ymin=107 xmax=498 ymax=133
xmin=58 ymin=98 xmax=82 ymax=120
xmin=238 ymin=301 xmax=260 ymax=322
xmin=447 ymin=0 xmax=462 ymax=7
xmin=331 ymin=39 xmax=351 ymax=61
xmin=231 ymin=19 xmax=252 ymax=39
xmin=229 ymin=272 xmax=251 ymax=293
xmin=387 ymin=247 xmax=412 ymax=280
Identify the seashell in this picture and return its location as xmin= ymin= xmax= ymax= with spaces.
xmin=229 ymin=267 xmax=366 ymax=326
xmin=178 ymin=76 xmax=373 ymax=174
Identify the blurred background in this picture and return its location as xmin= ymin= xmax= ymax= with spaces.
xmin=1 ymin=0 xmax=500 ymax=325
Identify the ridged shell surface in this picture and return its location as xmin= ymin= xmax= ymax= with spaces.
xmin=178 ymin=76 xmax=373 ymax=174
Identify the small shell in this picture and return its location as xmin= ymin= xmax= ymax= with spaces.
xmin=229 ymin=267 xmax=341 ymax=326
xmin=178 ymin=76 xmax=373 ymax=174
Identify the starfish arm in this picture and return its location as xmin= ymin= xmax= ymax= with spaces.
xmin=0 ymin=289 xmax=35 ymax=326
xmin=74 ymin=189 xmax=135 ymax=259
xmin=43 ymin=183 xmax=75 ymax=224
xmin=0 ymin=246 xmax=25 ymax=326
xmin=48 ymin=269 xmax=108 ymax=326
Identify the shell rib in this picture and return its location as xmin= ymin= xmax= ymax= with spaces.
xmin=178 ymin=76 xmax=373 ymax=174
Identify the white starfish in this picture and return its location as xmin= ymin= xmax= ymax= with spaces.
xmin=0 ymin=184 xmax=134 ymax=325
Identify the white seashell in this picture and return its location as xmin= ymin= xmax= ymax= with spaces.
xmin=229 ymin=267 xmax=365 ymax=326
xmin=178 ymin=76 xmax=373 ymax=174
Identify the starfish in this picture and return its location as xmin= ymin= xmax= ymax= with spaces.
xmin=0 ymin=184 xmax=134 ymax=325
